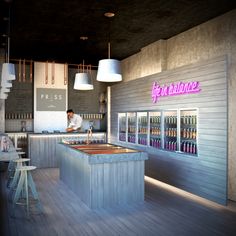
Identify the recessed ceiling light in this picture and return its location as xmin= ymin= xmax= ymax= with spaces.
xmin=104 ymin=12 xmax=115 ymax=18
xmin=80 ymin=36 xmax=88 ymax=40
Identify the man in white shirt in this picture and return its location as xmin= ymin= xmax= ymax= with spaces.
xmin=66 ymin=109 xmax=83 ymax=132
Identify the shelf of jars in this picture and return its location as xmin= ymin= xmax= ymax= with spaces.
xmin=117 ymin=109 xmax=198 ymax=156
xmin=5 ymin=113 xmax=33 ymax=120
xmin=79 ymin=113 xmax=104 ymax=120
xmin=149 ymin=111 xmax=161 ymax=149
xmin=127 ymin=112 xmax=136 ymax=144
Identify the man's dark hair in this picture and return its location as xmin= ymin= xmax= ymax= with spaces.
xmin=66 ymin=109 xmax=74 ymax=113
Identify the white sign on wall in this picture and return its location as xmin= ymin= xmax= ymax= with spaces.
xmin=36 ymin=88 xmax=66 ymax=111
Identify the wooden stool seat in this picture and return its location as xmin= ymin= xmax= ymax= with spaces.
xmin=17 ymin=151 xmax=25 ymax=155
xmin=16 ymin=165 xmax=36 ymax=171
xmin=13 ymin=158 xmax=30 ymax=164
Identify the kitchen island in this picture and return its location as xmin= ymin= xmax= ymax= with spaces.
xmin=57 ymin=143 xmax=148 ymax=209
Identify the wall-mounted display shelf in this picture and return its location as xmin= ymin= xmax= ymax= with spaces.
xmin=79 ymin=113 xmax=104 ymax=120
xmin=118 ymin=109 xmax=198 ymax=156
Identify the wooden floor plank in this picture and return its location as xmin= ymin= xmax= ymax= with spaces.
xmin=1 ymin=168 xmax=236 ymax=236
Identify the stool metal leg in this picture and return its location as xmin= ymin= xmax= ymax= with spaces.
xmin=6 ymin=161 xmax=16 ymax=188
xmin=13 ymin=170 xmax=26 ymax=204
xmin=25 ymin=171 xmax=29 ymax=217
xmin=28 ymin=172 xmax=42 ymax=212
xmin=9 ymin=169 xmax=20 ymax=190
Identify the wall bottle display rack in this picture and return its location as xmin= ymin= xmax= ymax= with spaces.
xmin=118 ymin=109 xmax=198 ymax=156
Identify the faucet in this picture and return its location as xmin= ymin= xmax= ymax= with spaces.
xmin=86 ymin=127 xmax=93 ymax=144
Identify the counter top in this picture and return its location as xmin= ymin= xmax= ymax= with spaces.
xmin=60 ymin=143 xmax=148 ymax=164
xmin=28 ymin=131 xmax=106 ymax=135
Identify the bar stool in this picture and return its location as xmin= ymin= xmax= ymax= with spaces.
xmin=13 ymin=165 xmax=41 ymax=217
xmin=9 ymin=158 xmax=30 ymax=190
xmin=17 ymin=151 xmax=26 ymax=158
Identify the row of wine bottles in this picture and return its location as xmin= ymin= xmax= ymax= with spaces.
xmin=124 ymin=127 xmax=197 ymax=140
xmin=164 ymin=128 xmax=177 ymax=137
xmin=138 ymin=137 xmax=147 ymax=145
xmin=127 ymin=134 xmax=136 ymax=143
xmin=122 ymin=115 xmax=197 ymax=126
xmin=181 ymin=141 xmax=197 ymax=154
xmin=119 ymin=133 xmax=198 ymax=155
xmin=181 ymin=128 xmax=197 ymax=139
xmin=181 ymin=115 xmax=197 ymax=125
xmin=150 ymin=138 xmax=161 ymax=148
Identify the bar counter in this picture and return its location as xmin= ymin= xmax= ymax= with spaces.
xmin=57 ymin=143 xmax=148 ymax=209
xmin=28 ymin=132 xmax=106 ymax=168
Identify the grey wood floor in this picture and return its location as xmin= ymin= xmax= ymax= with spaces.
xmin=1 ymin=167 xmax=236 ymax=236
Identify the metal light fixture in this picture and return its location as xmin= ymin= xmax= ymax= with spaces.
xmin=96 ymin=12 xmax=122 ymax=82
xmin=74 ymin=61 xmax=94 ymax=90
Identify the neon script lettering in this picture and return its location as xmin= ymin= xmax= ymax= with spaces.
xmin=151 ymin=81 xmax=201 ymax=103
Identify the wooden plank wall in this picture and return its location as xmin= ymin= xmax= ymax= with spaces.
xmin=110 ymin=56 xmax=228 ymax=205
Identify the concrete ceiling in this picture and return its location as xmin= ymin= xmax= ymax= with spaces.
xmin=0 ymin=0 xmax=236 ymax=65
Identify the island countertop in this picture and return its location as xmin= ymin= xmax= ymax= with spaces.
xmin=61 ymin=143 xmax=148 ymax=164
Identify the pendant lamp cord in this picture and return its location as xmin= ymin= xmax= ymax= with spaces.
xmin=7 ymin=4 xmax=11 ymax=63
xmin=108 ymin=17 xmax=112 ymax=59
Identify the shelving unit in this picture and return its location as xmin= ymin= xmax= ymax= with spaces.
xmin=180 ymin=109 xmax=198 ymax=155
xmin=137 ymin=112 xmax=148 ymax=145
xmin=118 ymin=108 xmax=198 ymax=156
xmin=163 ymin=110 xmax=177 ymax=151
xmin=118 ymin=113 xmax=126 ymax=142
xmin=127 ymin=112 xmax=136 ymax=144
xmin=149 ymin=111 xmax=161 ymax=149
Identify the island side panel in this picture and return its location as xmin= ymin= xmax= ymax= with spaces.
xmin=90 ymin=159 xmax=145 ymax=208
xmin=58 ymin=144 xmax=91 ymax=207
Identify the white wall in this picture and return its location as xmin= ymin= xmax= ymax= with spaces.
xmin=34 ymin=62 xmax=68 ymax=133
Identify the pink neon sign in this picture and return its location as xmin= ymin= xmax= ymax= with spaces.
xmin=151 ymin=81 xmax=201 ymax=103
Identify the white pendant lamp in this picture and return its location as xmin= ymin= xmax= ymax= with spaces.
xmin=74 ymin=61 xmax=94 ymax=90
xmin=1 ymin=62 xmax=16 ymax=81
xmin=96 ymin=57 xmax=122 ymax=82
xmin=74 ymin=73 xmax=94 ymax=90
xmin=0 ymin=88 xmax=10 ymax=93
xmin=96 ymin=13 xmax=122 ymax=82
xmin=0 ymin=92 xmax=8 ymax=100
xmin=0 ymin=5 xmax=15 ymax=99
